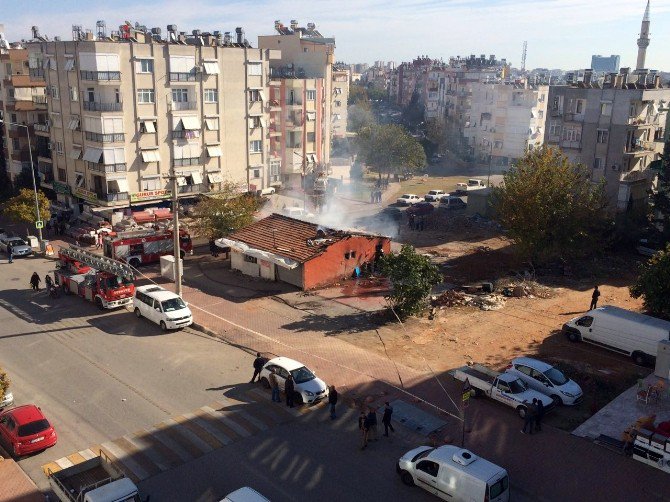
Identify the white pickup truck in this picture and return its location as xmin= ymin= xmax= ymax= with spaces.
xmin=454 ymin=179 xmax=487 ymax=195
xmin=450 ymin=364 xmax=554 ymax=418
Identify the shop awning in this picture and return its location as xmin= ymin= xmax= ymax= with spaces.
xmin=141 ymin=149 xmax=161 ymax=163
xmin=83 ymin=147 xmax=103 ymax=163
xmin=206 ymin=146 xmax=222 ymax=158
xmin=203 ymin=61 xmax=220 ymax=75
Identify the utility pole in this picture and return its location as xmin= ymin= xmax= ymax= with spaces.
xmin=165 ymin=169 xmax=182 ymax=296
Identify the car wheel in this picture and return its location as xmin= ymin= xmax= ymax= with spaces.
xmin=632 ymin=351 xmax=647 ymax=366
xmin=551 ymin=394 xmax=563 ymax=406
xmin=135 ymin=308 xmax=142 ymax=318
xmin=400 ymin=471 xmax=414 ymax=486
xmin=517 ymin=406 xmax=527 ymax=419
xmin=566 ymin=330 xmax=580 ymax=342
xmin=95 ymin=297 xmax=104 ymax=310
xmin=160 ymin=321 xmax=168 ymax=331
xmin=294 ymin=392 xmax=303 ymax=405
xmin=260 ymin=377 xmax=270 ymax=389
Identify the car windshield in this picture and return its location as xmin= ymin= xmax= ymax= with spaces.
xmin=162 ymin=298 xmax=187 ymax=312
xmin=412 ymin=448 xmax=435 ymax=462
xmin=544 ymin=367 xmax=569 ymax=386
xmin=17 ymin=419 xmax=50 ymax=437
xmin=508 ymin=378 xmax=527 ymax=393
xmin=290 ymin=366 xmax=316 ymax=384
xmin=102 ymin=276 xmax=132 ymax=289
xmin=429 ymin=191 xmax=440 ymax=195
xmin=401 ymin=194 xmax=412 ymax=198
xmin=9 ymin=238 xmax=26 ymax=246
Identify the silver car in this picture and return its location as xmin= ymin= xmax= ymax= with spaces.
xmin=505 ymin=357 xmax=583 ymax=405
xmin=0 ymin=237 xmax=32 ymax=257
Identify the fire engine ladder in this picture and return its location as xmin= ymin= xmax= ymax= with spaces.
xmin=60 ymin=246 xmax=135 ymax=281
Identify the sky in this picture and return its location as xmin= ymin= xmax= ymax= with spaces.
xmin=2 ymin=0 xmax=670 ymax=71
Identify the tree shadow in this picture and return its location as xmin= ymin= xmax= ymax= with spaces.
xmin=280 ymin=310 xmax=393 ymax=337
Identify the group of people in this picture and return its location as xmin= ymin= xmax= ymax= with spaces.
xmin=370 ymin=190 xmax=384 ymax=204
xmin=359 ymin=402 xmax=394 ymax=449
xmin=30 ymin=271 xmax=55 ymax=293
xmin=521 ymin=398 xmax=545 ymax=435
xmin=407 ymin=213 xmax=426 ymax=231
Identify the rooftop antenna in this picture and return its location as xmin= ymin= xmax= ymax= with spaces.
xmin=521 ymin=40 xmax=527 ymax=72
xmin=96 ymin=20 xmax=106 ymax=39
xmin=72 ymin=24 xmax=83 ymax=41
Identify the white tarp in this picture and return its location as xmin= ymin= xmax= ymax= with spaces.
xmin=215 ymin=238 xmax=299 ymax=269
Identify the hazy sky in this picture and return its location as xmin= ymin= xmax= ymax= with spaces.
xmin=2 ymin=0 xmax=669 ymax=71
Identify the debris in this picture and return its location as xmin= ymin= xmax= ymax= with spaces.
xmin=431 ymin=290 xmax=468 ymax=307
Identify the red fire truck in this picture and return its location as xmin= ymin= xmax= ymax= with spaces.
xmin=54 ymin=246 xmax=135 ymax=310
xmin=102 ymin=228 xmax=193 ymax=268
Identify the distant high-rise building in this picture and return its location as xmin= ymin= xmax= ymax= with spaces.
xmin=591 ymin=55 xmax=620 ymax=73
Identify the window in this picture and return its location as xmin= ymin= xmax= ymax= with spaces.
xmin=307 ymin=132 xmax=316 ymax=142
xmin=538 ymin=110 xmax=544 ymax=119
xmin=416 ymin=461 xmax=439 ymax=477
xmin=549 ymin=121 xmax=561 ymax=136
xmin=247 ymin=62 xmax=262 ymax=76
xmin=334 ymin=100 xmax=341 ymax=107
xmin=64 ymin=58 xmax=75 ymax=71
xmin=600 ymin=102 xmax=612 ymax=116
xmin=137 ymin=89 xmax=155 ymax=103
xmin=11 ymin=113 xmax=17 ymax=123
xmin=244 ymin=254 xmax=258 ymax=263
xmin=57 ymin=168 xmax=66 ymax=182
xmin=629 ymin=105 xmax=636 ymax=118
xmin=12 ymin=138 xmax=19 ymax=150
xmin=576 ymin=316 xmax=593 ymax=327
xmin=54 ymin=141 xmax=64 ymax=155
xmin=142 ymin=177 xmax=161 ymax=191
xmin=140 ymin=120 xmax=156 ymax=133
xmin=575 ymin=99 xmax=584 ymax=114
xmin=172 ymin=88 xmax=188 ymax=103
xmin=205 ymin=118 xmax=219 ymax=131
xmin=204 ymin=89 xmax=218 ymax=103
xmin=69 ymin=86 xmax=78 ymax=101
xmin=306 ymin=111 xmax=316 ymax=121
xmin=202 ymin=61 xmax=220 ymax=75
xmin=250 ymin=140 xmax=262 ymax=153
xmin=270 ymin=160 xmax=280 ymax=177
xmin=248 ymin=89 xmax=261 ymax=102
xmin=596 ymin=129 xmax=609 ymax=144
xmin=8 ymin=88 xmax=15 ymax=99
xmin=50 ymin=85 xmax=59 ymax=100
xmin=137 ymin=59 xmax=154 ymax=73
xmin=253 ymin=169 xmax=260 ymax=178
xmin=594 ymin=157 xmax=603 ymax=169
xmin=249 ymin=116 xmax=262 ymax=128
xmin=306 ymin=89 xmax=316 ymax=100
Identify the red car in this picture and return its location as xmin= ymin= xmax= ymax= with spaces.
xmin=0 ymin=404 xmax=57 ymax=457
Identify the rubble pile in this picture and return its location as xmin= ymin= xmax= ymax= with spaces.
xmin=432 ymin=290 xmax=468 ymax=307
xmin=431 ymin=290 xmax=506 ymax=311
xmin=467 ymin=294 xmax=506 ymax=311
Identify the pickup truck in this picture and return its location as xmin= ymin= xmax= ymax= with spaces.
xmin=47 ymin=451 xmax=142 ymax=502
xmin=454 ymin=179 xmax=487 ymax=195
xmin=450 ymin=364 xmax=554 ymax=418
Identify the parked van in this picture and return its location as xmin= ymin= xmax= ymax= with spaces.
xmin=220 ymin=487 xmax=270 ymax=502
xmin=133 ymin=285 xmax=193 ymax=331
xmin=397 ymin=445 xmax=509 ymax=502
xmin=562 ymin=305 xmax=670 ymax=366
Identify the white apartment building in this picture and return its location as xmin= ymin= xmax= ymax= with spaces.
xmin=465 ymin=82 xmax=548 ymax=167
xmin=331 ymin=65 xmax=349 ymax=139
xmin=28 ymin=25 xmax=277 ymax=211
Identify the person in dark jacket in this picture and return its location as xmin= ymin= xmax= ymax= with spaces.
xmin=590 ymin=286 xmax=600 ymax=310
xmin=328 ymin=386 xmax=338 ymax=420
xmin=209 ymin=239 xmax=219 ymax=257
xmin=250 ymin=353 xmax=264 ymax=383
xmin=521 ymin=399 xmax=536 ymax=434
xmin=285 ymin=374 xmax=295 ymax=408
xmin=7 ymin=243 xmax=13 ymax=264
xmin=535 ymin=399 xmax=545 ymax=432
xmin=359 ymin=411 xmax=369 ymax=449
xmin=382 ymin=402 xmax=395 ymax=437
xmin=366 ymin=408 xmax=378 ymax=441
xmin=30 ymin=272 xmax=41 ymax=290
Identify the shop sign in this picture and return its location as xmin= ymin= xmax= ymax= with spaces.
xmin=130 ymin=189 xmax=172 ymax=202
xmin=72 ymin=186 xmax=98 ymax=203
xmin=52 ymin=181 xmax=71 ymax=195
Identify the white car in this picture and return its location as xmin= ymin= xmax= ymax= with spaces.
xmin=259 ymin=357 xmax=329 ymax=405
xmin=396 ymin=194 xmax=424 ymax=206
xmin=423 ymin=190 xmax=445 ymax=202
xmin=281 ymin=207 xmax=315 ymax=219
xmin=505 ymin=357 xmax=583 ymax=406
xmin=133 ymin=285 xmax=193 ymax=331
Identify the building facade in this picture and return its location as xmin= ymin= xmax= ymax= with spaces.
xmin=27 ymin=24 xmax=276 ymax=211
xmin=331 ymin=65 xmax=349 ymax=139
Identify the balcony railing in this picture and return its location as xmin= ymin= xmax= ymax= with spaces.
xmin=171 ymin=130 xmax=201 ymax=139
xmin=174 ymin=157 xmax=200 ymax=167
xmin=85 ymin=131 xmax=125 ymax=143
xmin=96 ymin=191 xmax=129 ymax=202
xmin=178 ymin=183 xmax=203 ymax=194
xmin=171 ymin=101 xmax=197 ymax=111
xmin=169 ymin=72 xmax=197 ymax=82
xmin=29 ymin=68 xmax=44 ymax=79
xmin=32 ymin=95 xmax=48 ymax=105
xmin=83 ymin=101 xmax=123 ymax=112
xmin=34 ymin=123 xmax=50 ymax=133
xmin=80 ymin=70 xmax=121 ymax=81
xmin=86 ymin=162 xmax=127 ymax=173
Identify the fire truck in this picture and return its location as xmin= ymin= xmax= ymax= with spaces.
xmin=54 ymin=246 xmax=135 ymax=310
xmin=103 ymin=228 xmax=193 ymax=268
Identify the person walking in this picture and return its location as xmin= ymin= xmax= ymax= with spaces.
xmin=250 ymin=353 xmax=265 ymax=383
xmin=328 ymin=386 xmax=338 ymax=420
xmin=382 ymin=402 xmax=395 ymax=437
xmin=590 ymin=286 xmax=600 ymax=310
xmin=285 ymin=374 xmax=295 ymax=408
xmin=7 ymin=243 xmax=13 ymax=264
xmin=366 ymin=407 xmax=378 ymax=441
xmin=521 ymin=399 xmax=536 ymax=434
xmin=30 ymin=272 xmax=41 ymax=291
xmin=44 ymin=274 xmax=53 ymax=291
xmin=358 ymin=411 xmax=369 ymax=450
xmin=370 ymin=191 xmax=375 ymax=204
xmin=209 ymin=239 xmax=220 ymax=258
xmin=408 ymin=213 xmax=415 ymax=230
xmin=535 ymin=399 xmax=545 ymax=432
xmin=268 ymin=368 xmax=280 ymax=403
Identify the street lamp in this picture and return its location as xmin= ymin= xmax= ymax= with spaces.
xmin=0 ymin=120 xmax=44 ymax=244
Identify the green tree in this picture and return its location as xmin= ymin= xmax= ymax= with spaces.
xmin=190 ymin=183 xmax=262 ymax=239
xmin=630 ymin=243 xmax=670 ymax=317
xmin=2 ymin=188 xmax=51 ymax=230
xmin=0 ymin=367 xmax=9 ymax=403
xmin=425 ymin=117 xmax=446 ymax=152
xmin=649 ymin=135 xmax=670 ymax=242
xmin=379 ymin=244 xmax=442 ymax=318
xmin=347 ymin=104 xmax=376 ymax=133
xmin=402 ymin=90 xmax=425 ymax=127
xmin=348 ymin=84 xmax=369 ymax=106
xmin=491 ymin=146 xmax=608 ymax=263
xmin=357 ymin=124 xmax=426 ymax=180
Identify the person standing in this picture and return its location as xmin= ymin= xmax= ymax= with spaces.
xmin=45 ymin=274 xmax=53 ymax=291
xmin=30 ymin=272 xmax=41 ymax=291
xmin=328 ymin=386 xmax=338 ymax=420
xmin=366 ymin=407 xmax=378 ymax=441
xmin=521 ymin=399 xmax=535 ymax=435
xmin=7 ymin=243 xmax=13 ymax=264
xmin=382 ymin=402 xmax=395 ymax=437
xmin=358 ymin=411 xmax=369 ymax=450
xmin=535 ymin=399 xmax=545 ymax=432
xmin=269 ymin=368 xmax=280 ymax=403
xmin=590 ymin=286 xmax=600 ymax=310
xmin=209 ymin=239 xmax=219 ymax=258
xmin=250 ymin=353 xmax=264 ymax=383
xmin=285 ymin=374 xmax=295 ymax=408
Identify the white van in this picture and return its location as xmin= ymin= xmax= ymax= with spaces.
xmin=563 ymin=305 xmax=670 ymax=365
xmin=397 ymin=445 xmax=509 ymax=502
xmin=133 ymin=285 xmax=193 ymax=331
xmin=220 ymin=487 xmax=270 ymax=502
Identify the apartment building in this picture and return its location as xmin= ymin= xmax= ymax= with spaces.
xmin=464 ymin=82 xmax=548 ymax=167
xmin=331 ymin=64 xmax=349 ymax=139
xmin=0 ymin=32 xmax=47 ymax=186
xmin=27 ymin=23 xmax=276 ymax=211
xmin=258 ymin=20 xmax=336 ymax=188
xmin=544 ymin=68 xmax=669 ymax=211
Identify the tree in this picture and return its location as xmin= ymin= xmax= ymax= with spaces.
xmin=189 ymin=183 xmax=262 ymax=239
xmin=0 ymin=367 xmax=9 ymax=403
xmin=649 ymin=135 xmax=670 ymax=242
xmin=491 ymin=146 xmax=608 ymax=263
xmin=630 ymin=244 xmax=670 ymax=317
xmin=379 ymin=244 xmax=442 ymax=318
xmin=402 ymin=90 xmax=424 ymax=127
xmin=348 ymin=83 xmax=369 ymax=106
xmin=347 ymin=104 xmax=376 ymax=133
xmin=2 ymin=188 xmax=51 ymax=230
xmin=357 ymin=124 xmax=426 ymax=180
xmin=425 ymin=117 xmax=446 ymax=152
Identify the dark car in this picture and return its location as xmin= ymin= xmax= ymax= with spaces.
xmin=439 ymin=195 xmax=467 ymax=210
xmin=406 ymin=202 xmax=435 ymax=216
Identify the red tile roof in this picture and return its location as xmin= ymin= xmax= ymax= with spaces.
xmin=228 ymin=214 xmax=354 ymax=263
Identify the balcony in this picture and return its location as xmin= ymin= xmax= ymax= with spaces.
xmin=34 ymin=123 xmax=50 ymax=134
xmin=32 ymin=95 xmax=48 ymax=106
xmin=286 ymin=100 xmax=303 ymax=108
xmin=83 ymin=101 xmax=123 ymax=112
xmin=620 ymin=169 xmax=649 ymax=183
xmin=178 ymin=183 xmax=203 ymax=194
xmin=96 ymin=191 xmax=129 ymax=202
xmin=628 ymin=117 xmax=654 ymax=127
xmin=11 ymin=149 xmax=31 ymax=162
xmin=173 ymin=157 xmax=201 ymax=167
xmin=84 ymin=131 xmax=125 ymax=143
xmin=269 ymin=125 xmax=282 ymax=137
xmin=80 ymin=70 xmax=121 ymax=81
xmin=171 ymin=101 xmax=197 ymax=111
xmin=87 ymin=162 xmax=127 ymax=173
xmin=624 ymin=142 xmax=653 ymax=155
xmin=172 ymin=130 xmax=201 ymax=140
xmin=29 ymin=68 xmax=44 ymax=79
xmin=169 ymin=72 xmax=197 ymax=82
